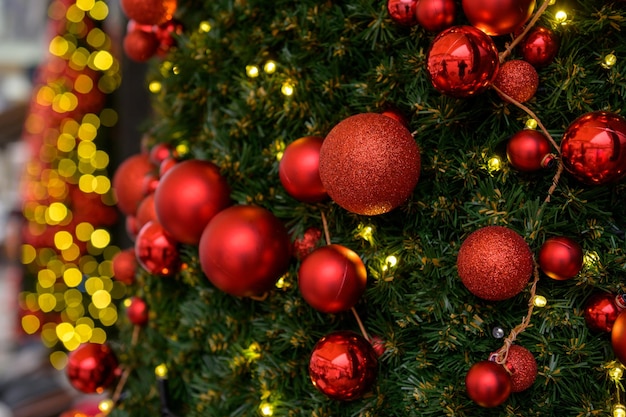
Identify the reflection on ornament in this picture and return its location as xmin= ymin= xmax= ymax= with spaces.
xmin=461 ymin=0 xmax=535 ymax=36
xmin=465 ymin=361 xmax=511 ymax=407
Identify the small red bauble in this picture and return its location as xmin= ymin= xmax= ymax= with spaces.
xmin=120 ymin=0 xmax=177 ymax=25
xmin=149 ymin=143 xmax=173 ymax=166
xmin=199 ymin=205 xmax=291 ymax=297
xmin=66 ymin=343 xmax=119 ymax=394
xmin=298 ymin=244 xmax=367 ymax=313
xmin=309 ymin=331 xmax=378 ymax=401
xmin=279 ymin=136 xmax=328 ymax=203
xmin=584 ymin=292 xmax=621 ymax=333
xmin=113 ymin=153 xmax=155 ymax=216
xmin=123 ymin=29 xmax=159 ymax=62
xmin=112 ymin=248 xmax=137 ymax=285
xmin=319 ymin=113 xmax=420 ymax=215
xmin=142 ymin=172 xmax=159 ymax=195
xmin=126 ymin=297 xmax=149 ymax=326
xmin=538 ymin=236 xmax=583 ymax=280
xmin=136 ymin=193 xmax=157 ymax=232
xmin=415 ymin=0 xmax=456 ymax=32
xmin=380 ymin=106 xmax=408 ymax=127
xmin=493 ymin=60 xmax=539 ymax=103
xmin=155 ymin=19 xmax=183 ymax=57
xmin=561 ymin=111 xmax=626 ymax=185
xmin=507 ymin=129 xmax=555 ymax=172
xmin=465 ymin=361 xmax=511 ymax=407
xmin=462 ymin=0 xmax=535 ymax=36
xmin=612 ymin=310 xmax=626 ymax=365
xmin=154 ymin=159 xmax=231 ymax=244
xmin=520 ymin=26 xmax=559 ymax=67
xmin=426 ymin=26 xmax=499 ymax=98
xmin=503 ymin=345 xmax=538 ymax=392
xmin=292 ymin=227 xmax=323 ymax=260
xmin=387 ymin=0 xmax=419 ymax=26
xmin=135 ymin=220 xmax=180 ymax=276
xmin=159 ymin=156 xmax=178 ymax=177
xmin=457 ymin=226 xmax=533 ymax=301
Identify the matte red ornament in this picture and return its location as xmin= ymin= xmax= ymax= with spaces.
xmin=319 ymin=113 xmax=420 ymax=215
xmin=465 ymin=361 xmax=511 ymax=407
xmin=120 ymin=0 xmax=177 ymax=25
xmin=561 ymin=111 xmax=626 ymax=185
xmin=584 ymin=292 xmax=621 ymax=333
xmin=123 ymin=29 xmax=159 ymax=62
xmin=279 ymin=136 xmax=328 ymax=203
xmin=135 ymin=220 xmax=180 ymax=276
xmin=612 ymin=310 xmax=626 ymax=365
xmin=66 ymin=343 xmax=119 ymax=394
xmin=298 ymin=244 xmax=367 ymax=313
xmin=462 ymin=0 xmax=535 ymax=36
xmin=457 ymin=226 xmax=533 ymax=301
xmin=493 ymin=60 xmax=539 ymax=103
xmin=292 ymin=227 xmax=323 ymax=260
xmin=507 ymin=129 xmax=555 ymax=172
xmin=126 ymin=297 xmax=149 ymax=326
xmin=154 ymin=159 xmax=231 ymax=244
xmin=426 ymin=26 xmax=499 ymax=98
xmin=113 ymin=153 xmax=155 ymax=216
xmin=199 ymin=205 xmax=291 ymax=297
xmin=503 ymin=345 xmax=537 ymax=392
xmin=387 ymin=0 xmax=419 ymax=26
xmin=159 ymin=156 xmax=178 ymax=177
xmin=149 ymin=143 xmax=173 ymax=166
xmin=142 ymin=172 xmax=159 ymax=195
xmin=519 ymin=26 xmax=559 ymax=67
xmin=538 ymin=236 xmax=583 ymax=280
xmin=112 ymin=248 xmax=137 ymax=285
xmin=415 ymin=0 xmax=456 ymax=32
xmin=136 ymin=193 xmax=158 ymax=231
xmin=309 ymin=331 xmax=378 ymax=401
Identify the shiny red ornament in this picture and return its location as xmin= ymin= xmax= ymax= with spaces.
xmin=142 ymin=172 xmax=159 ymax=195
xmin=319 ymin=113 xmax=420 ymax=215
xmin=415 ymin=0 xmax=456 ymax=32
xmin=66 ymin=343 xmax=119 ymax=394
xmin=113 ymin=153 xmax=155 ymax=216
xmin=584 ymin=292 xmax=621 ymax=333
xmin=149 ymin=143 xmax=173 ymax=166
xmin=493 ymin=60 xmax=539 ymax=103
xmin=462 ymin=0 xmax=535 ymax=36
xmin=159 ymin=156 xmax=178 ymax=176
xmin=136 ymin=193 xmax=158 ymax=231
xmin=503 ymin=345 xmax=537 ymax=392
xmin=457 ymin=226 xmax=533 ymax=301
xmin=126 ymin=297 xmax=149 ymax=326
xmin=199 ymin=205 xmax=291 ymax=297
xmin=112 ymin=248 xmax=137 ymax=285
xmin=155 ymin=19 xmax=183 ymax=57
xmin=154 ymin=159 xmax=231 ymax=244
xmin=309 ymin=331 xmax=378 ymax=401
xmin=298 ymin=244 xmax=367 ymax=313
xmin=135 ymin=220 xmax=180 ymax=276
xmin=279 ymin=136 xmax=328 ymax=203
xmin=380 ymin=106 xmax=408 ymax=127
xmin=520 ymin=26 xmax=559 ymax=67
xmin=426 ymin=26 xmax=499 ymax=98
xmin=120 ymin=0 xmax=177 ymax=25
xmin=292 ymin=227 xmax=323 ymax=260
xmin=507 ymin=129 xmax=555 ymax=172
xmin=387 ymin=0 xmax=419 ymax=26
xmin=612 ymin=310 xmax=626 ymax=365
xmin=465 ymin=361 xmax=511 ymax=407
xmin=123 ymin=29 xmax=159 ymax=62
xmin=126 ymin=216 xmax=139 ymax=241
xmin=561 ymin=111 xmax=626 ymax=185
xmin=538 ymin=236 xmax=583 ymax=280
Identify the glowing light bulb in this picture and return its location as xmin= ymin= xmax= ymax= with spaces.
xmin=610 ymin=366 xmax=624 ymax=381
xmin=155 ymin=363 xmax=169 ymax=378
xmin=260 ymin=403 xmax=274 ymax=416
xmin=281 ymin=81 xmax=294 ymax=96
xmin=555 ymin=11 xmax=567 ymax=24
xmin=487 ymin=156 xmax=502 ymax=172
xmin=149 ymin=81 xmax=162 ymax=93
xmin=525 ymin=118 xmax=538 ymax=130
xmin=533 ymin=295 xmax=547 ymax=308
xmin=602 ymin=53 xmax=617 ymax=69
xmin=614 ymin=404 xmax=626 ymax=417
xmin=263 ymin=60 xmax=277 ymax=74
xmin=246 ymin=65 xmax=260 ymax=78
xmin=98 ymin=399 xmax=114 ymax=414
xmin=199 ymin=21 xmax=212 ymax=32
xmin=382 ymin=255 xmax=398 ymax=271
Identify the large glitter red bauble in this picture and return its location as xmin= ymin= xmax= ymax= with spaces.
xmin=199 ymin=205 xmax=291 ymax=297
xmin=493 ymin=60 xmax=539 ymax=104
xmin=154 ymin=159 xmax=231 ymax=244
xmin=465 ymin=361 xmax=511 ymax=407
xmin=503 ymin=345 xmax=537 ymax=392
xmin=387 ymin=0 xmax=419 ymax=26
xmin=66 ymin=343 xmax=119 ymax=394
xmin=520 ymin=26 xmax=559 ymax=68
xmin=507 ymin=129 xmax=554 ymax=172
xmin=457 ymin=226 xmax=533 ymax=301
xmin=426 ymin=26 xmax=499 ymax=98
xmin=279 ymin=136 xmax=328 ymax=203
xmin=561 ymin=111 xmax=626 ymax=185
xmin=123 ymin=29 xmax=159 ymax=62
xmin=135 ymin=220 xmax=180 ymax=276
xmin=298 ymin=244 xmax=367 ymax=313
xmin=415 ymin=0 xmax=456 ymax=32
xmin=538 ymin=236 xmax=584 ymax=280
xmin=462 ymin=0 xmax=535 ymax=36
xmin=584 ymin=292 xmax=621 ymax=333
xmin=126 ymin=297 xmax=149 ymax=326
xmin=112 ymin=248 xmax=137 ymax=285
xmin=319 ymin=113 xmax=420 ymax=215
xmin=309 ymin=331 xmax=378 ymax=401
xmin=120 ymin=0 xmax=177 ymax=25
xmin=113 ymin=153 xmax=155 ymax=216
xmin=612 ymin=310 xmax=626 ymax=365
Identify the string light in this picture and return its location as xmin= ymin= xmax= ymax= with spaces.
xmin=533 ymin=295 xmax=548 ymax=308
xmin=602 ymin=53 xmax=617 ymax=69
xmin=525 ymin=118 xmax=538 ymax=130
xmin=98 ymin=399 xmax=114 ymax=415
xmin=614 ymin=404 xmax=626 ymax=417
xmin=382 ymin=255 xmax=398 ymax=271
xmin=281 ymin=81 xmax=294 ymax=96
xmin=584 ymin=251 xmax=600 ymax=267
xmin=155 ymin=363 xmax=169 ymax=379
xmin=487 ymin=156 xmax=502 ymax=172
xmin=259 ymin=402 xmax=274 ymax=416
xmin=356 ymin=224 xmax=375 ymax=244
xmin=263 ymin=60 xmax=277 ymax=74
xmin=199 ymin=21 xmax=212 ymax=32
xmin=246 ymin=65 xmax=260 ymax=78
xmin=555 ymin=10 xmax=568 ymax=24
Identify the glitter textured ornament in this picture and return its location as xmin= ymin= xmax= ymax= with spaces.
xmin=309 ymin=331 xmax=378 ymax=401
xmin=584 ymin=292 xmax=621 ymax=333
xmin=123 ymin=29 xmax=159 ymax=62
xmin=387 ymin=0 xmax=419 ymax=26
xmin=457 ymin=226 xmax=533 ymax=301
xmin=135 ymin=220 xmax=180 ymax=276
xmin=279 ymin=136 xmax=328 ymax=203
xmin=519 ymin=26 xmax=559 ymax=68
xmin=66 ymin=343 xmax=119 ymax=394
xmin=462 ymin=0 xmax=535 ymax=36
xmin=503 ymin=345 xmax=538 ymax=392
xmin=507 ymin=129 xmax=555 ymax=172
xmin=319 ymin=113 xmax=420 ymax=215
xmin=113 ymin=153 xmax=156 ymax=216
xmin=493 ymin=60 xmax=539 ymax=103
xmin=561 ymin=111 xmax=626 ymax=185
xmin=612 ymin=310 xmax=626 ymax=365
xmin=415 ymin=0 xmax=456 ymax=32
xmin=426 ymin=26 xmax=499 ymax=98
xmin=465 ymin=361 xmax=511 ymax=407
xmin=112 ymin=248 xmax=137 ymax=285
xmin=126 ymin=296 xmax=149 ymax=326
xmin=538 ymin=236 xmax=584 ymax=280
xmin=120 ymin=0 xmax=177 ymax=25
xmin=292 ymin=227 xmax=322 ymax=260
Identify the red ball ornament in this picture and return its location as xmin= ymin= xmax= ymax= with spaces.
xmin=123 ymin=29 xmax=159 ymax=62
xmin=149 ymin=143 xmax=173 ymax=166
xmin=612 ymin=310 xmax=626 ymax=365
xmin=457 ymin=226 xmax=533 ymax=301
xmin=113 ymin=153 xmax=155 ymax=216
xmin=465 ymin=361 xmax=511 ymax=407
xmin=155 ymin=159 xmax=231 ymax=244
xmin=462 ymin=0 xmax=535 ymax=36
xmin=155 ymin=19 xmax=183 ymax=57
xmin=426 ymin=26 xmax=499 ymax=98
xmin=520 ymin=26 xmax=559 ymax=67
xmin=135 ymin=220 xmax=180 ymax=276
xmin=66 ymin=343 xmax=119 ymax=394
xmin=309 ymin=331 xmax=378 ymax=401
xmin=318 ymin=113 xmax=420 ymax=215
xmin=584 ymin=292 xmax=621 ymax=333
xmin=126 ymin=216 xmax=139 ymax=241
xmin=199 ymin=205 xmax=291 ymax=297
xmin=561 ymin=111 xmax=626 ymax=185
xmin=538 ymin=236 xmax=583 ymax=280
xmin=507 ymin=129 xmax=555 ymax=172
xmin=387 ymin=0 xmax=419 ymax=26
xmin=126 ymin=296 xmax=149 ymax=326
xmin=292 ymin=227 xmax=323 ymax=260
xmin=415 ymin=0 xmax=456 ymax=32
xmin=112 ymin=248 xmax=137 ymax=285
xmin=493 ymin=60 xmax=539 ymax=103
xmin=279 ymin=136 xmax=328 ymax=203
xmin=159 ymin=156 xmax=178 ymax=177
xmin=298 ymin=244 xmax=367 ymax=313
xmin=503 ymin=345 xmax=538 ymax=392
xmin=380 ymin=106 xmax=408 ymax=127
xmin=120 ymin=0 xmax=177 ymax=25
xmin=136 ymin=194 xmax=158 ymax=231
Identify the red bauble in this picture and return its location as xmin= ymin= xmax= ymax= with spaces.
xmin=612 ymin=310 xmax=626 ymax=365
xmin=126 ymin=216 xmax=139 ymax=241
xmin=520 ymin=26 xmax=559 ymax=67
xmin=135 ymin=220 xmax=180 ymax=276
xmin=279 ymin=136 xmax=328 ymax=203
xmin=493 ymin=60 xmax=539 ymax=103
xmin=66 ymin=343 xmax=119 ymax=394
xmin=154 ymin=159 xmax=231 ymax=244
xmin=199 ymin=205 xmax=291 ymax=297
xmin=120 ymin=0 xmax=177 ymax=25
xmin=561 ymin=111 xmax=626 ymax=185
xmin=462 ymin=0 xmax=535 ymax=36
xmin=142 ymin=172 xmax=160 ymax=195
xmin=159 ymin=156 xmax=178 ymax=176
xmin=387 ymin=0 xmax=419 ymax=26
xmin=465 ymin=361 xmax=511 ymax=407
xmin=584 ymin=292 xmax=621 ymax=333
xmin=319 ymin=113 xmax=420 ymax=215
xmin=292 ymin=227 xmax=323 ymax=260
xmin=149 ymin=143 xmax=173 ymax=166
xmin=126 ymin=296 xmax=149 ymax=326
xmin=507 ymin=129 xmax=555 ymax=172
xmin=123 ymin=29 xmax=159 ymax=62
xmin=538 ymin=236 xmax=583 ymax=280
xmin=380 ymin=106 xmax=408 ymax=127
xmin=415 ymin=0 xmax=456 ymax=32
xmin=457 ymin=226 xmax=533 ymax=301
xmin=113 ymin=153 xmax=155 ymax=216
xmin=298 ymin=244 xmax=367 ymax=313
xmin=309 ymin=331 xmax=378 ymax=401
xmin=136 ymin=193 xmax=158 ymax=232
xmin=112 ymin=248 xmax=137 ymax=285
xmin=503 ymin=345 xmax=538 ymax=392
xmin=155 ymin=19 xmax=183 ymax=57
xmin=426 ymin=26 xmax=499 ymax=98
